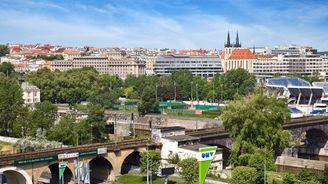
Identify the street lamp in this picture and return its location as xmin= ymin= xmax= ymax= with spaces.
xmin=90 ymin=124 xmax=93 ymax=144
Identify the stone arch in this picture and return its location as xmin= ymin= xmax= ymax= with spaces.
xmin=46 ymin=162 xmax=73 ymax=184
xmin=89 ymin=155 xmax=113 ymax=183
xmin=305 ymin=128 xmax=328 ymax=148
xmin=0 ymin=166 xmax=33 ymax=184
xmin=120 ymin=151 xmax=142 ymax=174
xmin=119 ymin=148 xmax=146 ymax=175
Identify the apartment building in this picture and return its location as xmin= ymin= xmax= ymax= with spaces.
xmin=52 ymin=54 xmax=146 ymax=78
xmin=21 ymin=82 xmax=40 ymax=109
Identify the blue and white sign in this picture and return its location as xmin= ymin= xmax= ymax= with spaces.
xmin=197 ymin=150 xmax=216 ymax=161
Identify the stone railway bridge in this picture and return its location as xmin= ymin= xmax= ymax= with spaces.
xmin=186 ymin=116 xmax=328 ymax=149
xmin=0 ymin=139 xmax=160 ymax=184
xmin=1 ymin=116 xmax=328 ymax=183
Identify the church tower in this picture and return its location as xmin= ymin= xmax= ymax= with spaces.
xmin=234 ymin=32 xmax=241 ymax=48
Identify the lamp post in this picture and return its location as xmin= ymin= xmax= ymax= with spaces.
xmin=90 ymin=124 xmax=93 ymax=144
xmin=174 ymin=82 xmax=177 ymax=101
xmin=212 ymin=81 xmax=215 ymax=104
xmin=220 ymin=84 xmax=223 ymax=101
xmin=147 ymin=143 xmax=149 ymax=184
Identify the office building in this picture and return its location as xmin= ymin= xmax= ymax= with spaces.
xmin=154 ymin=55 xmax=223 ymax=77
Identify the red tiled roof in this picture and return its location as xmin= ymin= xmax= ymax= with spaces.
xmin=64 ymin=49 xmax=80 ymax=54
xmin=229 ymin=49 xmax=255 ymax=59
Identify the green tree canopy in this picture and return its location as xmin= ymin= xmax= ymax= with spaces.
xmin=221 ymin=89 xmax=291 ymax=166
xmin=0 ymin=62 xmax=15 ymax=76
xmin=215 ymin=68 xmax=256 ymax=100
xmin=140 ymin=150 xmax=161 ymax=175
xmin=177 ymin=158 xmax=198 ymax=184
xmin=30 ymin=101 xmax=58 ymax=135
xmin=138 ymin=86 xmax=160 ymax=115
xmin=171 ymin=70 xmax=193 ymax=100
xmin=48 ymin=114 xmax=77 ymax=145
xmin=230 ymin=166 xmax=257 ymax=184
xmin=0 ymin=75 xmax=24 ymax=136
xmin=0 ymin=45 xmax=9 ymax=56
xmin=87 ymin=104 xmax=106 ymax=143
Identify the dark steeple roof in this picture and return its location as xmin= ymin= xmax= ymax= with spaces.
xmin=225 ymin=32 xmax=232 ymax=47
xmin=234 ymin=31 xmax=241 ymax=48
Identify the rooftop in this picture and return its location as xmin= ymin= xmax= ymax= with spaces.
xmin=180 ymin=143 xmax=208 ymax=151
xmin=163 ymin=135 xmax=199 ymax=142
xmin=153 ymin=126 xmax=185 ymax=132
xmin=180 ymin=143 xmax=222 ymax=152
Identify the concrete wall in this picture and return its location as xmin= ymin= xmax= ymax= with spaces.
xmin=276 ymin=156 xmax=327 ymax=174
xmin=105 ymin=110 xmax=221 ymax=130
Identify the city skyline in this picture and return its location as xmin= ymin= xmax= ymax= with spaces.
xmin=0 ymin=0 xmax=328 ymax=50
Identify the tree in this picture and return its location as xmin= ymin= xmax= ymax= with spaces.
xmin=297 ymin=168 xmax=323 ymax=183
xmin=14 ymin=128 xmax=62 ymax=152
xmin=140 ymin=150 xmax=161 ymax=176
xmin=89 ymin=89 xmax=119 ymax=109
xmin=12 ymin=107 xmax=32 ymax=138
xmin=171 ymin=70 xmax=194 ymax=100
xmin=221 ymin=89 xmax=291 ymax=166
xmin=167 ymin=153 xmax=181 ymax=164
xmin=138 ymin=86 xmax=160 ymax=115
xmin=0 ymin=75 xmax=24 ymax=136
xmin=281 ymin=173 xmax=297 ymax=184
xmin=248 ymin=149 xmax=276 ymax=183
xmin=230 ymin=166 xmax=257 ymax=184
xmin=0 ymin=62 xmax=15 ymax=76
xmin=157 ymin=76 xmax=175 ymax=101
xmin=324 ymin=165 xmax=328 ymax=184
xmin=87 ymin=104 xmax=106 ymax=143
xmin=30 ymin=101 xmax=58 ymax=135
xmin=177 ymin=158 xmax=198 ymax=184
xmin=0 ymin=45 xmax=9 ymax=57
xmin=219 ymin=68 xmax=256 ymax=100
xmin=48 ymin=114 xmax=77 ymax=145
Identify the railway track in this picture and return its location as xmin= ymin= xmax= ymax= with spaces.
xmin=0 ymin=139 xmax=155 ymax=166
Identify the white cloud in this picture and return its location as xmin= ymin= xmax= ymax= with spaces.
xmin=0 ymin=0 xmax=327 ymax=50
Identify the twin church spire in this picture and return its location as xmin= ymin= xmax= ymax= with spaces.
xmin=225 ymin=31 xmax=241 ymax=48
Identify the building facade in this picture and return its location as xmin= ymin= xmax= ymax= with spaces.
xmin=154 ymin=55 xmax=223 ymax=77
xmin=21 ymin=82 xmax=40 ymax=109
xmin=51 ymin=55 xmax=146 ymax=79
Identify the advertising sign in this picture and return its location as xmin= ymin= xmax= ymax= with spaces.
xmin=59 ymin=161 xmax=68 ymax=184
xmin=79 ymin=150 xmax=97 ymax=157
xmin=97 ymin=147 xmax=107 ymax=155
xmin=58 ymin=152 xmax=79 ymax=160
xmin=198 ymin=146 xmax=217 ymax=184
xmin=14 ymin=156 xmax=56 ymax=166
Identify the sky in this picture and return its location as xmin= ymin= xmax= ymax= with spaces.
xmin=0 ymin=0 xmax=328 ymax=50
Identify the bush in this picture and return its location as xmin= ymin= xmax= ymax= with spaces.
xmin=297 ymin=168 xmax=323 ymax=183
xmin=231 ymin=166 xmax=257 ymax=184
xmin=177 ymin=158 xmax=198 ymax=184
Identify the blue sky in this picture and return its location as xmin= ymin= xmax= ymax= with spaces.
xmin=0 ymin=0 xmax=328 ymax=50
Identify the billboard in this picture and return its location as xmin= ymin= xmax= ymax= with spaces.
xmin=198 ymin=146 xmax=217 ymax=184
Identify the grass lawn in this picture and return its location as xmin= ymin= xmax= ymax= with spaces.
xmin=117 ymin=174 xmax=185 ymax=184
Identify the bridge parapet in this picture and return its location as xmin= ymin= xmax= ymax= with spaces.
xmin=0 ymin=139 xmax=158 ymax=167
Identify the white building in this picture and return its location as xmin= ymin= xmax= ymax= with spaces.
xmin=21 ymin=82 xmax=40 ymax=109
xmin=152 ymin=127 xmax=223 ymax=174
xmin=154 ymin=55 xmax=223 ymax=78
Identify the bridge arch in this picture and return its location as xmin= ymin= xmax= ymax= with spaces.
xmin=119 ymin=148 xmax=146 ymax=175
xmin=0 ymin=166 xmax=33 ymax=184
xmin=305 ymin=128 xmax=328 ymax=148
xmin=44 ymin=162 xmax=73 ymax=184
xmin=89 ymin=156 xmax=113 ymax=183
xmin=121 ymin=151 xmax=141 ymax=174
